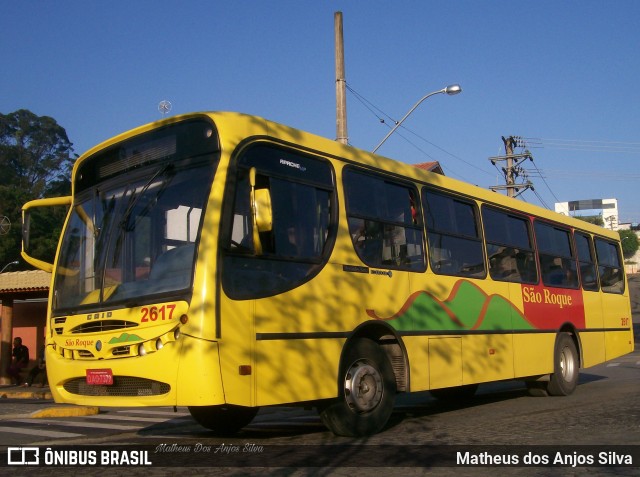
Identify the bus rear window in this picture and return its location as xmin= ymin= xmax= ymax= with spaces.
xmin=595 ymin=238 xmax=625 ymax=294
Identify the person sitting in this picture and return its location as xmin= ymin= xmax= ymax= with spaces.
xmin=7 ymin=337 xmax=29 ymax=386
xmin=22 ymin=348 xmax=47 ymax=387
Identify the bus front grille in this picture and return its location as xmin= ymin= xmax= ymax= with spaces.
xmin=63 ymin=376 xmax=170 ymax=397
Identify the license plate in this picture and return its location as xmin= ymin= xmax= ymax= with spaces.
xmin=86 ymin=368 xmax=113 ymax=385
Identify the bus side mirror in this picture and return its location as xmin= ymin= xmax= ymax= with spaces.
xmin=249 ymin=167 xmax=272 ymax=255
xmin=253 ymin=189 xmax=273 ymax=233
xmin=21 ymin=196 xmax=72 ymax=272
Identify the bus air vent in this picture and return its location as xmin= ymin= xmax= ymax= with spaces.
xmin=70 ymin=320 xmax=138 ymax=334
xmin=63 ymin=376 xmax=170 ymax=397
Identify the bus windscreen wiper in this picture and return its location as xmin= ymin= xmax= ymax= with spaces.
xmin=119 ymin=164 xmax=173 ymax=231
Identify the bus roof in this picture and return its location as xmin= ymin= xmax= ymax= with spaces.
xmin=75 ymin=111 xmax=621 ymax=242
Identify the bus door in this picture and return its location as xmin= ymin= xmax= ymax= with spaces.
xmin=575 ymin=232 xmax=605 ymax=366
xmin=220 ymin=143 xmax=337 ymax=406
xmin=595 ymin=237 xmax=633 ymax=361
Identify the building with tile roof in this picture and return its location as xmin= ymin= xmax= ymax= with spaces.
xmin=412 ymin=161 xmax=444 ymax=175
xmin=0 ymin=270 xmax=50 ymax=385
xmin=0 ymin=270 xmax=51 ymax=298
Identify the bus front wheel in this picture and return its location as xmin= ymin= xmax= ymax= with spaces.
xmin=188 ymin=404 xmax=259 ymax=435
xmin=319 ymin=338 xmax=396 ymax=437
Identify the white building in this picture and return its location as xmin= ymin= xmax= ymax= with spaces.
xmin=555 ymin=198 xmax=619 ymax=230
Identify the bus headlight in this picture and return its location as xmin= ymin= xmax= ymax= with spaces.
xmin=155 ymin=339 xmax=164 ymax=350
xmin=174 ymin=328 xmax=181 ymax=340
xmin=138 ymin=344 xmax=147 ymax=356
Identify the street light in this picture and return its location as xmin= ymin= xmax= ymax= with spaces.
xmin=372 ymin=84 xmax=462 ymax=153
xmin=0 ymin=261 xmax=19 ymax=273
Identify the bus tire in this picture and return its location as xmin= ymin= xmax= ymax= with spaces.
xmin=526 ymin=381 xmax=549 ymax=397
xmin=319 ymin=338 xmax=396 ymax=437
xmin=188 ymin=404 xmax=259 ymax=435
xmin=547 ymin=332 xmax=579 ymax=396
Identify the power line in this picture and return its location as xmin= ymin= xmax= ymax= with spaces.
xmin=345 ymin=82 xmax=494 ymax=179
xmin=523 ymin=137 xmax=640 ymax=154
xmin=529 ymin=158 xmax=560 ymax=203
xmin=539 ymin=169 xmax=640 ymax=180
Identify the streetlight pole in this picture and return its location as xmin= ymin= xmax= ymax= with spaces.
xmin=0 ymin=261 xmax=19 ymax=273
xmin=372 ymin=84 xmax=462 ymax=153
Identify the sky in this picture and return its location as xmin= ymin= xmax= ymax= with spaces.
xmin=2 ymin=0 xmax=639 ymax=223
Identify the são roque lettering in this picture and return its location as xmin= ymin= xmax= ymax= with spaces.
xmin=522 ymin=286 xmax=573 ymax=309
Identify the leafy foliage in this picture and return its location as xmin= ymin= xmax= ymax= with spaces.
xmin=573 ymin=214 xmax=604 ymax=226
xmin=0 ymin=110 xmax=74 ymax=269
xmin=619 ymin=229 xmax=639 ymax=259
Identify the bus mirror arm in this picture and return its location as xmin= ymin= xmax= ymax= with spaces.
xmin=249 ymin=168 xmax=273 ymax=255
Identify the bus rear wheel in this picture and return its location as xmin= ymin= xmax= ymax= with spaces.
xmin=547 ymin=332 xmax=579 ymax=396
xmin=527 ymin=333 xmax=579 ymax=397
xmin=188 ymin=404 xmax=259 ymax=435
xmin=319 ymin=338 xmax=396 ymax=437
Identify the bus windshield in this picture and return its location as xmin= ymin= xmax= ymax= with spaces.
xmin=53 ymin=121 xmax=218 ymax=313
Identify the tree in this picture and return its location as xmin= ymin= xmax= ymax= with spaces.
xmin=574 ymin=214 xmax=604 ymax=227
xmin=619 ymin=229 xmax=639 ymax=259
xmin=0 ymin=110 xmax=74 ymax=269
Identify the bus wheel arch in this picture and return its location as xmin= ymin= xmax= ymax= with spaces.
xmin=319 ymin=323 xmax=406 ymax=437
xmin=349 ymin=321 xmax=409 ymax=393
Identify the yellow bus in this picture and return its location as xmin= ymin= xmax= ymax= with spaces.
xmin=22 ymin=112 xmax=634 ymax=437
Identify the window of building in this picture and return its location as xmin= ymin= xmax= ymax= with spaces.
xmin=423 ymin=189 xmax=485 ymax=277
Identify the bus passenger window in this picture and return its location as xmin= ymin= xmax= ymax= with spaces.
xmin=534 ymin=221 xmax=578 ymax=289
xmin=575 ymin=233 xmax=599 ymax=291
xmin=344 ymin=169 xmax=424 ymax=271
xmin=482 ymin=207 xmax=537 ymax=284
xmin=222 ymin=144 xmax=336 ymax=299
xmin=595 ymin=238 xmax=624 ymax=294
xmin=424 ymin=189 xmax=485 ymax=278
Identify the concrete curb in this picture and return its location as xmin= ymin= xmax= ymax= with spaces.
xmin=0 ymin=390 xmax=52 ymax=400
xmin=31 ymin=406 xmax=100 ymax=418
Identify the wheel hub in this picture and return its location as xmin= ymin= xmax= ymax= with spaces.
xmin=344 ymin=360 xmax=383 ymax=413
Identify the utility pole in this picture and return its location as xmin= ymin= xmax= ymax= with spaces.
xmin=489 ymin=136 xmax=533 ymax=198
xmin=335 ymin=11 xmax=348 ymax=144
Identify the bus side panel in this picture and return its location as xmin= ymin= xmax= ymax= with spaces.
xmin=175 ymin=337 xmax=225 ymax=406
xmin=403 ymin=336 xmax=429 ymax=391
xmin=581 ymin=290 xmax=606 ymax=368
xmin=603 ymin=290 xmax=635 ymax=361
xmin=217 ymin=296 xmax=255 ymax=407
xmin=580 ymin=331 xmax=606 ymax=368
xmin=255 ymin=338 xmax=345 ymax=406
xmin=429 ymin=337 xmax=462 ymax=389
xmin=512 ymin=333 xmax=555 ymax=377
xmin=463 ymin=334 xmax=514 ymax=383
xmin=400 ymin=275 xmax=518 ymax=387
